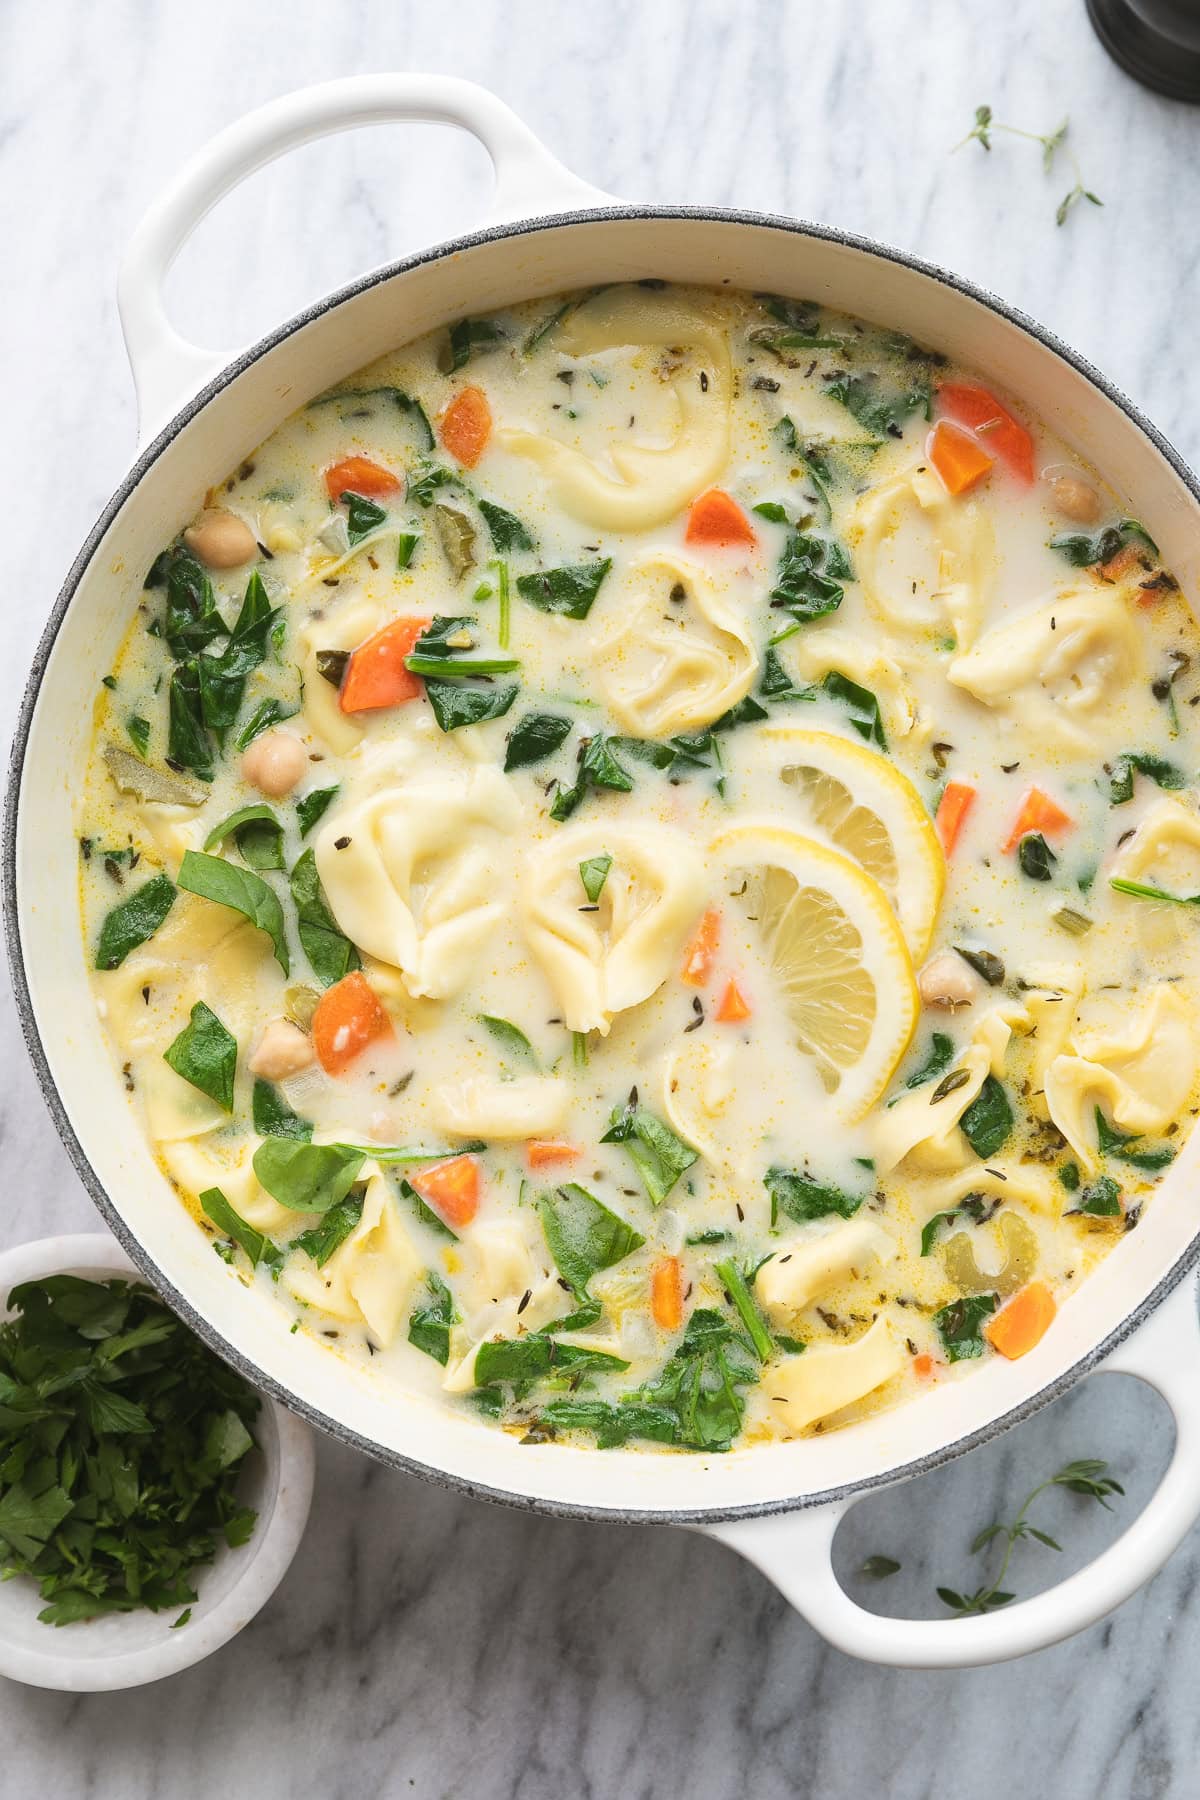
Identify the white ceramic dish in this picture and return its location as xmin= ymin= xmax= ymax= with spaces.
xmin=0 ymin=1234 xmax=314 ymax=1692
xmin=7 ymin=74 xmax=1200 ymax=1669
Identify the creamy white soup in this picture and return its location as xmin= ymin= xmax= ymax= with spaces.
xmin=80 ymin=283 xmax=1200 ymax=1453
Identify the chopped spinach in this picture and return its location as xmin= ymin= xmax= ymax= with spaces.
xmin=1108 ymin=753 xmax=1185 ymax=806
xmin=252 ymin=1139 xmax=365 ymax=1213
xmin=251 ymin=1079 xmax=313 ymax=1143
xmin=821 ymin=670 xmax=886 ymax=749
xmin=478 ymin=1015 xmax=539 ymax=1067
xmin=626 ymin=1308 xmax=757 ymax=1451
xmin=289 ymin=850 xmax=359 ymax=986
xmin=1017 ymin=832 xmax=1057 ymax=881
xmin=293 ymin=1193 xmax=366 ymax=1266
xmin=167 ymin=662 xmax=214 ymax=781
xmin=715 ymin=1258 xmax=773 ymax=1362
xmin=197 ymin=573 xmax=280 ymax=743
xmin=516 ymin=559 xmax=612 ymax=620
xmin=152 ymin=546 xmax=227 ymax=660
xmin=125 ymin=715 xmax=151 ymax=758
xmin=203 ymin=803 xmax=284 ymax=872
xmin=474 ymin=1333 xmax=628 ymax=1395
xmin=825 ymin=367 xmax=933 ymax=438
xmin=1050 ymin=518 xmax=1157 ymax=569
xmin=539 ymin=1183 xmax=645 ymax=1294
xmin=504 ymin=710 xmax=573 ymax=772
xmin=765 ymin=1167 xmax=865 ymax=1226
xmin=601 ymin=1100 xmax=697 ymax=1206
xmin=164 ymin=1001 xmax=237 ymax=1111
xmin=904 ymin=1032 xmax=956 ymax=1090
xmin=200 ymin=1186 xmax=278 ymax=1268
xmin=550 ymin=731 xmax=635 ymax=820
xmin=424 ymin=678 xmax=519 ymax=732
xmin=770 ymin=526 xmax=853 ymax=623
xmin=94 ymin=873 xmax=176 ymax=970
xmin=178 ymin=850 xmax=289 ymax=974
xmin=296 ymin=785 xmax=340 ymax=837
xmin=579 ymin=853 xmax=612 ymax=903
xmin=407 ymin=1272 xmax=457 ymax=1365
xmin=439 ymin=317 xmax=506 ymax=373
xmin=1070 ymin=1173 xmax=1123 ymax=1219
xmin=959 ymin=1076 xmax=1014 ymax=1159
xmin=308 ymin=384 xmax=434 ymax=451
xmin=478 ymin=498 xmax=535 ymax=553
xmin=538 ymin=1398 xmax=677 ymax=1448
xmin=1094 ymin=1107 xmax=1176 ymax=1172
xmin=233 ymin=698 xmax=298 ymax=751
xmin=934 ymin=1293 xmax=998 ymax=1361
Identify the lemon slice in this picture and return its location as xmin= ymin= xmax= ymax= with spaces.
xmin=712 ymin=824 xmax=918 ymax=1121
xmin=744 ymin=728 xmax=944 ymax=961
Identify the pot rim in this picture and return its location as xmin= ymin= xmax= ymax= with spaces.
xmin=8 ymin=201 xmax=1200 ymax=1527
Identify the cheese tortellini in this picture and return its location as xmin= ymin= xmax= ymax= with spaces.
xmin=592 ymin=552 xmax=758 ymax=737
xmin=853 ymin=462 xmax=993 ymax=649
xmin=285 ymin=1167 xmax=421 ymax=1346
xmin=767 ymin=1318 xmax=904 ymax=1434
xmin=498 ymin=290 xmax=732 ymax=529
xmin=315 ymin=768 xmax=521 ymax=998
xmin=520 ymin=823 xmax=703 ymax=1035
xmin=1044 ymin=985 xmax=1197 ymax=1170
xmin=756 ymin=1219 xmax=896 ymax=1321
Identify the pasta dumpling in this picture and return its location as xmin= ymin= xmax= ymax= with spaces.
xmin=431 ymin=1074 xmax=572 ymax=1140
xmin=315 ymin=768 xmax=521 ymax=998
xmin=1110 ymin=797 xmax=1200 ymax=891
xmin=520 ymin=823 xmax=703 ymax=1035
xmin=285 ymin=1167 xmax=420 ymax=1345
xmin=1043 ymin=985 xmax=1197 ymax=1169
xmin=948 ymin=590 xmax=1140 ymax=754
xmin=872 ymin=1004 xmax=1028 ymax=1174
xmin=852 ymin=463 xmax=993 ymax=649
xmin=592 ymin=552 xmax=758 ymax=737
xmin=782 ymin=626 xmax=923 ymax=743
xmin=161 ymin=1138 xmax=300 ymax=1236
xmin=756 ymin=1219 xmax=895 ymax=1321
xmin=767 ymin=1317 xmax=904 ymax=1433
xmin=498 ymin=289 xmax=732 ymax=529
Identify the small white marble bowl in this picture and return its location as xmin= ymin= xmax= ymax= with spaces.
xmin=0 ymin=1233 xmax=315 ymax=1691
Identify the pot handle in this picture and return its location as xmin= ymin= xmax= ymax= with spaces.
xmin=703 ymin=1268 xmax=1200 ymax=1668
xmin=117 ymin=73 xmax=615 ymax=444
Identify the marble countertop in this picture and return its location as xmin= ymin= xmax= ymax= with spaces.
xmin=3 ymin=0 xmax=1200 ymax=1792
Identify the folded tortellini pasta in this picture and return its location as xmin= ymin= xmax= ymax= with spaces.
xmin=497 ymin=289 xmax=732 ymax=529
xmin=520 ymin=823 xmax=704 ymax=1035
xmin=756 ymin=1219 xmax=896 ymax=1321
xmin=431 ymin=1074 xmax=572 ymax=1140
xmin=161 ymin=1137 xmax=300 ymax=1236
xmin=767 ymin=1317 xmax=904 ymax=1433
xmin=315 ymin=767 xmax=521 ymax=998
xmin=948 ymin=589 xmax=1140 ymax=755
xmin=782 ymin=626 xmax=922 ymax=743
xmin=592 ymin=552 xmax=758 ymax=737
xmin=852 ymin=463 xmax=993 ymax=650
xmin=1043 ymin=984 xmax=1196 ymax=1170
xmin=658 ymin=1034 xmax=738 ymax=1169
xmin=1109 ymin=796 xmax=1200 ymax=891
xmin=920 ymin=1160 xmax=1061 ymax=1219
xmin=871 ymin=1003 xmax=1029 ymax=1175
xmin=285 ymin=1166 xmax=420 ymax=1346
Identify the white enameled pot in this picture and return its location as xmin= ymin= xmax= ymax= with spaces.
xmin=8 ymin=75 xmax=1200 ymax=1671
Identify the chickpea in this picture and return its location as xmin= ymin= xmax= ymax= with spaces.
xmin=1048 ymin=473 xmax=1101 ymax=524
xmin=918 ymin=950 xmax=979 ymax=1011
xmin=248 ymin=1018 xmax=315 ymax=1080
xmin=241 ymin=730 xmax=308 ymax=796
xmin=183 ymin=509 xmax=259 ymax=569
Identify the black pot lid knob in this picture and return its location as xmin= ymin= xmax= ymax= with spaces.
xmin=1087 ymin=0 xmax=1200 ymax=102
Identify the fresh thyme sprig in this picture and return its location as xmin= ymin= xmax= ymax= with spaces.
xmin=955 ymin=106 xmax=1103 ymax=227
xmin=937 ymin=1458 xmax=1125 ymax=1615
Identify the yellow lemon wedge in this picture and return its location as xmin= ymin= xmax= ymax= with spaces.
xmin=743 ymin=727 xmax=944 ymax=961
xmin=711 ymin=824 xmax=919 ymax=1121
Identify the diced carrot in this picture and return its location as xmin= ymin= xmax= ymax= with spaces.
xmin=985 ymin=1281 xmax=1057 ymax=1360
xmin=927 ymin=420 xmax=994 ymax=496
xmin=439 ymin=386 xmax=492 ymax=468
xmin=715 ymin=978 xmax=752 ymax=1023
xmin=323 ymin=455 xmax=403 ymax=501
xmin=412 ymin=1155 xmax=481 ymax=1230
xmin=937 ymin=382 xmax=1035 ymax=484
xmin=1099 ymin=544 xmax=1144 ymax=584
xmin=912 ymin=1352 xmax=935 ymax=1378
xmin=339 ymin=615 xmax=431 ymax=714
xmin=684 ymin=488 xmax=757 ymax=548
xmin=525 ymin=1140 xmax=581 ymax=1169
xmin=1002 ymin=786 xmax=1074 ymax=853
xmin=935 ymin=780 xmax=977 ymax=855
xmin=651 ymin=1256 xmax=684 ymax=1332
xmin=311 ymin=972 xmax=393 ymax=1076
xmin=680 ymin=908 xmax=721 ymax=986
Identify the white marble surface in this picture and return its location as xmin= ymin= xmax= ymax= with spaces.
xmin=3 ymin=0 xmax=1200 ymax=1792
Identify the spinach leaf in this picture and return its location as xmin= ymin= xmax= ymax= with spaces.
xmin=234 ymin=698 xmax=299 ymax=751
xmin=765 ymin=1167 xmax=866 ymax=1226
xmin=959 ymin=1076 xmax=1014 ymax=1159
xmin=627 ymin=1308 xmax=757 ymax=1451
xmin=478 ymin=1015 xmax=538 ymax=1067
xmin=251 ymin=1079 xmax=313 ymax=1143
xmin=550 ymin=731 xmax=635 ymax=821
xmin=439 ymin=317 xmax=506 ymax=372
xmin=196 ymin=573 xmax=279 ymax=741
xmin=479 ymin=499 xmax=536 ymax=553
xmin=934 ymin=1293 xmax=998 ymax=1362
xmin=408 ymin=461 xmax=462 ymax=508
xmin=749 ymin=325 xmax=845 ymax=361
xmin=905 ymin=1032 xmax=956 ymax=1090
xmin=408 ymin=1272 xmax=457 ymax=1365
xmin=516 ymin=559 xmax=612 ymax=620
xmin=821 ymin=670 xmax=887 ymax=749
xmin=474 ymin=1333 xmax=628 ymax=1393
xmin=1017 ymin=833 xmax=1056 ymax=881
xmin=600 ymin=1101 xmax=697 ymax=1206
xmin=714 ymin=1259 xmax=773 ymax=1362
xmin=921 ymin=1209 xmax=966 ymax=1256
xmin=153 ymin=546 xmax=228 ymax=659
xmin=94 ymin=873 xmax=176 ymax=969
xmin=825 ymin=369 xmax=933 ymax=438
xmin=759 ymin=645 xmax=814 ymax=702
xmin=167 ymin=662 xmax=214 ymax=780
xmin=1093 ymin=1106 xmax=1175 ymax=1172
xmin=293 ymin=1193 xmax=366 ymax=1266
xmin=252 ymin=1139 xmax=365 ymax=1214
xmin=288 ymin=850 xmax=359 ymax=986
xmin=308 ymin=384 xmax=434 ymax=451
xmin=579 ymin=854 xmax=612 ymax=902
xmin=296 ymin=785 xmax=340 ymax=837
xmin=504 ymin=710 xmax=573 ymax=772
xmin=178 ymin=850 xmax=289 ymax=974
xmin=424 ymin=679 xmax=519 ymax=732
xmin=539 ymin=1398 xmax=678 ymax=1448
xmin=1110 ymin=877 xmax=1200 ymax=908
xmin=125 ymin=715 xmax=151 ymax=758
xmin=203 ymin=803 xmax=284 ymax=872
xmin=1108 ymin=753 xmax=1185 ymax=806
xmin=539 ymin=1183 xmax=645 ymax=1293
xmin=164 ymin=1001 xmax=237 ymax=1111
xmin=341 ymin=491 xmax=388 ymax=545
xmin=200 ymin=1186 xmax=277 ymax=1268
xmin=399 ymin=1177 xmax=460 ymax=1241
xmin=1050 ymin=518 xmax=1157 ymax=568
xmin=1070 ymin=1173 xmax=1123 ymax=1218
xmin=396 ymin=531 xmax=421 ymax=570
xmin=770 ymin=527 xmax=853 ymax=623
